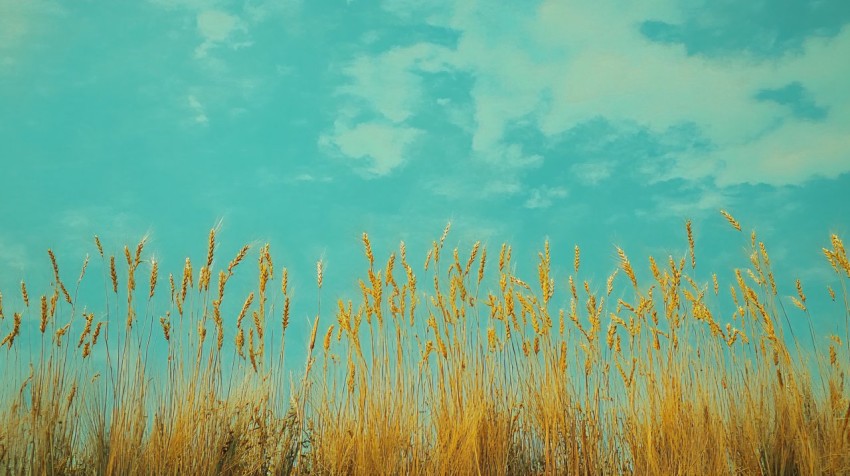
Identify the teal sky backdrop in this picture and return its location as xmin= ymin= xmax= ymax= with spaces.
xmin=1 ymin=0 xmax=849 ymax=364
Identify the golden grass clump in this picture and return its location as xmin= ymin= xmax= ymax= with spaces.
xmin=0 ymin=216 xmax=849 ymax=475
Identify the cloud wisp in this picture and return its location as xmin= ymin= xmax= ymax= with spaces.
xmin=322 ymin=0 xmax=850 ymax=192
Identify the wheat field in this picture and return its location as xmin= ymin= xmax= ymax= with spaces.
xmin=0 ymin=210 xmax=848 ymax=475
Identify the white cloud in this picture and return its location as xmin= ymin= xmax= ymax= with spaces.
xmin=647 ymin=187 xmax=732 ymax=218
xmin=571 ymin=162 xmax=613 ymax=185
xmin=242 ymin=0 xmax=301 ymax=23
xmin=524 ymin=186 xmax=568 ymax=209
xmin=198 ymin=10 xmax=237 ymax=41
xmin=709 ymin=118 xmax=850 ymax=186
xmin=482 ymin=180 xmax=522 ymax=197
xmin=380 ymin=0 xmax=454 ymax=24
xmin=0 ymin=239 xmax=29 ymax=314
xmin=705 ymin=30 xmax=850 ymax=186
xmin=293 ymin=173 xmax=332 ymax=183
xmin=187 ymin=94 xmax=208 ymax=124
xmin=152 ymin=0 xmax=295 ymax=61
xmin=0 ymin=2 xmax=30 ymax=51
xmin=319 ymin=121 xmax=422 ymax=177
xmin=59 ymin=207 xmax=146 ymax=242
xmin=436 ymin=96 xmax=476 ymax=134
xmin=254 ymin=167 xmax=334 ymax=188
xmin=195 ymin=9 xmax=243 ymax=58
xmin=148 ymin=0 xmax=223 ymax=9
xmin=500 ymin=144 xmax=543 ymax=170
xmin=369 ymin=0 xmax=850 ymax=187
xmin=148 ymin=1 xmax=296 ymax=124
xmin=319 ymin=43 xmax=461 ymax=174
xmin=318 ymin=0 xmax=850 ymax=189
xmin=0 ymin=0 xmax=63 ymax=71
xmin=427 ymin=177 xmax=523 ymax=200
xmin=338 ymin=43 xmax=454 ymax=123
xmin=523 ymin=1 xmax=850 ymax=186
xmin=0 ymin=235 xmax=29 ymax=276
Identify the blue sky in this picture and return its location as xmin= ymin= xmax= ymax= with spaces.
xmin=1 ymin=0 xmax=849 ymax=362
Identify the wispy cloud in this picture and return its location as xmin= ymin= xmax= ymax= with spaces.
xmin=319 ymin=43 xmax=455 ymax=177
xmin=255 ymin=167 xmax=334 ymax=187
xmin=427 ymin=177 xmax=522 ymax=200
xmin=0 ymin=235 xmax=30 ymax=279
xmin=59 ymin=206 xmax=149 ymax=250
xmin=358 ymin=0 xmax=850 ymax=189
xmin=337 ymin=43 xmax=453 ymax=122
xmin=148 ymin=0 xmax=222 ymax=9
xmin=571 ymin=162 xmax=613 ymax=186
xmin=147 ymin=0 xmax=297 ymax=125
xmin=524 ymin=186 xmax=568 ymax=209
xmin=187 ymin=94 xmax=208 ymax=124
xmin=319 ymin=120 xmax=422 ymax=177
xmin=293 ymin=174 xmax=333 ymax=183
xmin=0 ymin=0 xmax=63 ymax=71
xmin=647 ymin=186 xmax=733 ymax=219
xmin=194 ymin=9 xmax=246 ymax=59
xmin=0 ymin=2 xmax=30 ymax=56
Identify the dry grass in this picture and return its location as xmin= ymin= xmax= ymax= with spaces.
xmin=0 ymin=211 xmax=849 ymax=475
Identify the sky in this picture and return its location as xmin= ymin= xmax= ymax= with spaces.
xmin=1 ymin=0 xmax=849 ymax=364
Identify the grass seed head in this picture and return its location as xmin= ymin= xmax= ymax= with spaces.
xmin=94 ymin=235 xmax=104 ymax=257
xmin=362 ymin=232 xmax=374 ymax=268
xmin=149 ymin=259 xmax=158 ymax=299
xmin=686 ymin=220 xmax=695 ymax=269
xmin=39 ymin=295 xmax=48 ymax=333
xmin=21 ymin=281 xmax=29 ymax=307
xmin=574 ymin=245 xmax=580 ymax=273
xmin=110 ymin=256 xmax=118 ymax=293
xmin=720 ymin=209 xmax=742 ymax=231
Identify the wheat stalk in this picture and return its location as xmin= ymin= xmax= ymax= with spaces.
xmin=720 ymin=209 xmax=742 ymax=231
